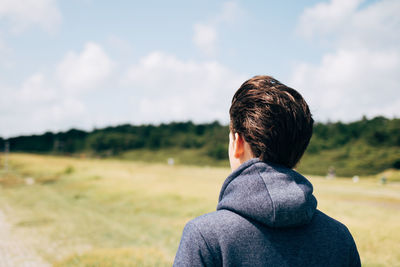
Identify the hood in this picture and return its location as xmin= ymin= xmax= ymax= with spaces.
xmin=217 ymin=158 xmax=317 ymax=228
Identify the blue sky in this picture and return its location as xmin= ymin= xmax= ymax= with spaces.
xmin=0 ymin=0 xmax=399 ymax=137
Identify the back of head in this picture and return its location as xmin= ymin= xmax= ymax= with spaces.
xmin=229 ymin=75 xmax=313 ymax=169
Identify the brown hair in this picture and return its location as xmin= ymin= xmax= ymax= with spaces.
xmin=229 ymin=75 xmax=313 ymax=168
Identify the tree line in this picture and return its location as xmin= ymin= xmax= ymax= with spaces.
xmin=1 ymin=121 xmax=229 ymax=159
xmin=298 ymin=116 xmax=400 ymax=176
xmin=1 ymin=116 xmax=399 ymax=175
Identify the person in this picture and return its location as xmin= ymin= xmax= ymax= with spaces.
xmin=173 ymin=75 xmax=361 ymax=267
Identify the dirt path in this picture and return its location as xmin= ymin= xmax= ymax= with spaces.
xmin=0 ymin=210 xmax=50 ymax=267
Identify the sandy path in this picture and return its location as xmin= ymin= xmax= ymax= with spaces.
xmin=0 ymin=210 xmax=50 ymax=267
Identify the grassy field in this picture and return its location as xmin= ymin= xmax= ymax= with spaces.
xmin=0 ymin=153 xmax=399 ymax=266
xmin=117 ymin=148 xmax=229 ymax=167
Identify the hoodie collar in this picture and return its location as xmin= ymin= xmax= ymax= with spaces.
xmin=217 ymin=159 xmax=317 ymax=228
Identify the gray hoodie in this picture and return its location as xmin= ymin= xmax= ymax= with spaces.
xmin=174 ymin=158 xmax=360 ymax=267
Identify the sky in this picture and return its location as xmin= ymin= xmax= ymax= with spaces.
xmin=0 ymin=0 xmax=399 ymax=138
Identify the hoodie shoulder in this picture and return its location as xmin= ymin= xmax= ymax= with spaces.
xmin=182 ymin=210 xmax=272 ymax=265
xmin=311 ymin=210 xmax=361 ymax=266
xmin=191 ymin=209 xmax=256 ymax=239
xmin=173 ymin=215 xmax=217 ymax=267
xmin=174 ymin=211 xmax=240 ymax=266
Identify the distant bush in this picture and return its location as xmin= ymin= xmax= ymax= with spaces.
xmin=64 ymin=165 xmax=75 ymax=174
xmin=207 ymin=143 xmax=228 ymax=160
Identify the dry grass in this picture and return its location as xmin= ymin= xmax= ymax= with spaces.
xmin=0 ymin=153 xmax=399 ymax=266
xmin=55 ymin=247 xmax=170 ymax=267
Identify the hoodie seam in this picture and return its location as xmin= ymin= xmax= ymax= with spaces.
xmin=256 ymin=166 xmax=276 ymax=227
xmin=191 ymin=222 xmax=217 ymax=264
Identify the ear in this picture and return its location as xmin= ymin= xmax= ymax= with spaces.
xmin=233 ymin=133 xmax=245 ymax=158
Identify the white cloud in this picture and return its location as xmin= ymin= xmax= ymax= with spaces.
xmin=297 ymin=0 xmax=363 ymax=38
xmin=0 ymin=0 xmax=61 ymax=33
xmin=124 ymin=51 xmax=246 ymax=123
xmin=1 ymin=38 xmax=247 ymax=137
xmin=291 ymin=0 xmax=400 ymax=121
xmin=217 ymin=1 xmax=241 ymax=24
xmin=0 ymin=41 xmax=116 ymax=137
xmin=0 ymin=33 xmax=6 ymax=52
xmin=192 ymin=1 xmax=241 ymax=56
xmin=18 ymin=73 xmax=57 ymax=103
xmin=0 ymin=33 xmax=9 ymax=65
xmin=1 ymin=41 xmax=246 ymax=137
xmin=291 ymin=49 xmax=400 ymax=120
xmin=0 ymin=72 xmax=89 ymax=137
xmin=106 ymin=35 xmax=133 ymax=55
xmin=31 ymin=97 xmax=86 ymax=126
xmin=56 ymin=42 xmax=115 ymax=93
xmin=193 ymin=23 xmax=218 ymax=56
xmin=0 ymin=84 xmax=88 ymax=138
xmin=342 ymin=0 xmax=400 ymax=50
xmin=298 ymin=0 xmax=400 ymax=50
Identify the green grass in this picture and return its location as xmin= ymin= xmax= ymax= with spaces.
xmin=0 ymin=153 xmax=399 ymax=266
xmin=298 ymin=142 xmax=400 ymax=177
xmin=117 ymin=147 xmax=228 ymax=167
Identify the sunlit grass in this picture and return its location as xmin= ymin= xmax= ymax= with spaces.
xmin=0 ymin=153 xmax=399 ymax=266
